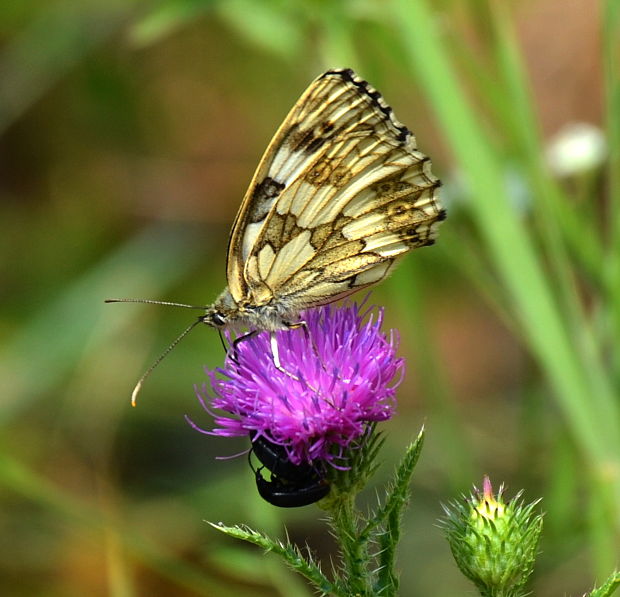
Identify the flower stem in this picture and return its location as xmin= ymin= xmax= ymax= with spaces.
xmin=327 ymin=493 xmax=372 ymax=596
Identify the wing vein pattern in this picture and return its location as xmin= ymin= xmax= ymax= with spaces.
xmin=226 ymin=68 xmax=445 ymax=313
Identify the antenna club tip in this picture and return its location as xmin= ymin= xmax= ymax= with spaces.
xmin=131 ymin=381 xmax=143 ymax=407
xmin=124 ymin=316 xmax=203 ymax=405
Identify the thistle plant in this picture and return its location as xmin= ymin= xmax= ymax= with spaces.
xmin=194 ymin=301 xmax=402 ymax=467
xmin=439 ymin=477 xmax=543 ymax=597
xmin=190 ymin=302 xmax=619 ymax=597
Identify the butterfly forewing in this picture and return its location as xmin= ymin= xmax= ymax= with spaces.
xmin=226 ymin=68 xmax=445 ymax=315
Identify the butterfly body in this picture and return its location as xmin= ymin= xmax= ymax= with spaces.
xmin=203 ymin=288 xmax=301 ymax=332
xmin=203 ymin=68 xmax=446 ymax=333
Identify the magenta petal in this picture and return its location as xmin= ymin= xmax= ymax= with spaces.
xmin=195 ymin=301 xmax=404 ymax=465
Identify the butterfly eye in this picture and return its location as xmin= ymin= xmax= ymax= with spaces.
xmin=211 ymin=312 xmax=227 ymax=327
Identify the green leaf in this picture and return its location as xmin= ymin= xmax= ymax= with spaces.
xmin=208 ymin=522 xmax=334 ymax=594
xmin=372 ymin=428 xmax=424 ymax=595
xmin=588 ymin=570 xmax=620 ymax=597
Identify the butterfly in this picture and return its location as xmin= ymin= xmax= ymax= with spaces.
xmin=108 ymin=68 xmax=446 ymax=403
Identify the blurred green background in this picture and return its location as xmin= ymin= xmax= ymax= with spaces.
xmin=1 ymin=0 xmax=619 ymax=595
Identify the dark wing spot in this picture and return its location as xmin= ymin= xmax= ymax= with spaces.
xmin=262 ymin=213 xmax=285 ymax=246
xmin=258 ymin=177 xmax=285 ymax=198
xmin=305 ymin=136 xmax=326 ymax=154
xmin=296 ymin=129 xmax=316 ymax=150
xmin=249 ymin=177 xmax=285 ymax=223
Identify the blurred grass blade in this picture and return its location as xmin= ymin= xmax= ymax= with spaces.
xmin=488 ymin=6 xmax=597 ymax=307
xmin=0 ymin=451 xmax=244 ymax=596
xmin=313 ymin=1 xmax=361 ymax=70
xmin=128 ymin=0 xmax=215 ymax=48
xmin=0 ymin=1 xmax=136 ymax=134
xmin=391 ymin=262 xmax=475 ymax=490
xmin=389 ymin=0 xmax=620 ymax=518
xmin=0 ymin=224 xmax=205 ymax=424
xmin=449 ymin=31 xmax=604 ymax=283
xmin=215 ymin=0 xmax=303 ymax=59
xmin=603 ymin=0 xmax=620 ymax=379
xmin=488 ymin=3 xmax=620 ymax=471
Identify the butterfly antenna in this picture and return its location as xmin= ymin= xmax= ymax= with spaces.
xmin=130 ymin=316 xmax=205 ymax=407
xmin=105 ymin=298 xmax=208 ymax=309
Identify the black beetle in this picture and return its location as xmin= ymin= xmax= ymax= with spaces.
xmin=250 ymin=434 xmax=330 ymax=508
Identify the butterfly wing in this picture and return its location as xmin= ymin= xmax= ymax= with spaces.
xmin=226 ymin=68 xmax=445 ymax=310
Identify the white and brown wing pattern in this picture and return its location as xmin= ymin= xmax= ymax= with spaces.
xmin=227 ymin=68 xmax=446 ymax=314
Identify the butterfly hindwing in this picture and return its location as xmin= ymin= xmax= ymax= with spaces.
xmin=226 ymin=68 xmax=445 ymax=311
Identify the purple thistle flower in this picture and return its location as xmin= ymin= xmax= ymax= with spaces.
xmin=194 ymin=301 xmax=404 ymax=466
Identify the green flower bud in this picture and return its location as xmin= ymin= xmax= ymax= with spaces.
xmin=440 ymin=476 xmax=543 ymax=597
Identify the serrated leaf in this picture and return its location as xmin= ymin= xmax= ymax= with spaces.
xmin=208 ymin=522 xmax=334 ymax=594
xmin=588 ymin=570 xmax=620 ymax=597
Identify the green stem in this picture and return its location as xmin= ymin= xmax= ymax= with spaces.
xmin=327 ymin=495 xmax=372 ymax=596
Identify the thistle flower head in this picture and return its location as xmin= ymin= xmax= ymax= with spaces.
xmin=196 ymin=302 xmax=403 ymax=466
xmin=440 ymin=476 xmax=543 ymax=597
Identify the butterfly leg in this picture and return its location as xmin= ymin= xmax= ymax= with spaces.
xmin=285 ymin=319 xmax=309 ymax=339
xmin=270 ymin=323 xmax=323 ymax=388
xmin=229 ymin=329 xmax=298 ymax=379
xmin=275 ymin=322 xmax=325 ymax=395
xmin=217 ymin=329 xmax=229 ymax=355
xmin=231 ymin=330 xmax=259 ymax=364
xmin=269 ymin=332 xmax=300 ymax=381
xmin=282 ymin=320 xmax=345 ymax=409
xmin=274 ymin=320 xmax=313 ymax=371
xmin=285 ymin=320 xmax=328 ymax=373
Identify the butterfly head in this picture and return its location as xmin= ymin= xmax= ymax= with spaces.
xmin=201 ymin=305 xmax=228 ymax=328
xmin=201 ymin=287 xmax=242 ymax=329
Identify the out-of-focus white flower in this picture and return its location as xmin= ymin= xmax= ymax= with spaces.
xmin=443 ymin=166 xmax=533 ymax=214
xmin=546 ymin=122 xmax=607 ymax=176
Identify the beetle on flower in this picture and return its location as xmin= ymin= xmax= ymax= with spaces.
xmin=189 ymin=301 xmax=405 ymax=506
